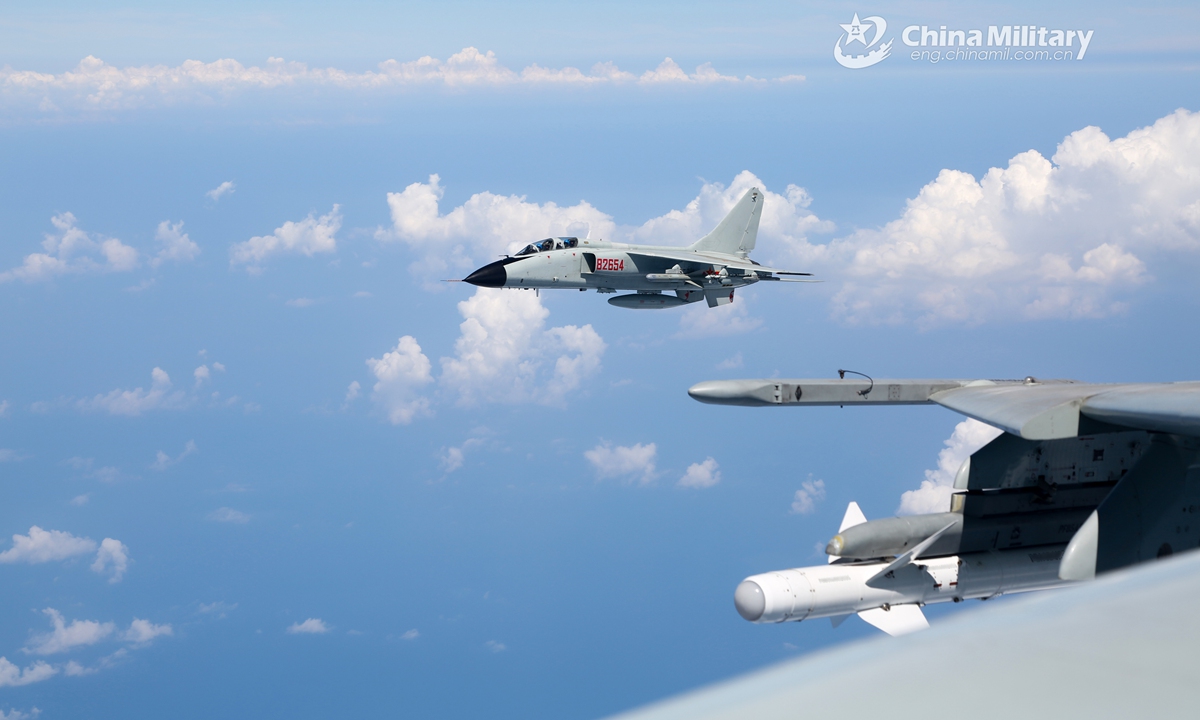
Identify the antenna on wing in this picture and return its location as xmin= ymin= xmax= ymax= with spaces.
xmin=837 ymin=369 xmax=874 ymax=398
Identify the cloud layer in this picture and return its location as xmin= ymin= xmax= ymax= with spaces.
xmin=0 ymin=213 xmax=138 ymax=283
xmin=78 ymin=368 xmax=187 ymax=416
xmin=230 ymin=206 xmax=341 ymax=270
xmin=813 ymin=109 xmax=1200 ymax=325
xmin=377 ymin=170 xmax=828 ymax=283
xmin=4 ymin=49 xmax=796 ymax=113
xmin=0 ymin=526 xmax=130 ymax=583
xmin=678 ymin=458 xmax=721 ymax=488
xmin=366 ymin=289 xmax=605 ymax=423
xmin=585 ymin=442 xmax=658 ymax=485
xmin=379 ymin=109 xmax=1200 ymax=331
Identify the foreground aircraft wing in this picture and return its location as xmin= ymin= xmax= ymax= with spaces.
xmin=690 ymin=376 xmax=1200 ymax=583
xmin=688 ymin=378 xmax=1200 ymax=440
xmin=626 ymin=250 xmax=812 ymax=278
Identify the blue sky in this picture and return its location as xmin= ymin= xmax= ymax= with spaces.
xmin=1 ymin=2 xmax=1199 ymax=718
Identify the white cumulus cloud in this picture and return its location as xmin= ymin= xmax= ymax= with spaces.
xmin=678 ymin=457 xmax=721 ymax=488
xmin=342 ymin=380 xmax=361 ymax=410
xmin=230 ymin=205 xmax=341 ymax=270
xmin=366 ymin=336 xmax=433 ymax=424
xmin=25 ymin=609 xmax=115 ymax=655
xmin=0 ymin=657 xmax=56 ymax=687
xmin=0 ymin=526 xmax=96 ymax=564
xmin=585 ymin=442 xmax=657 ymax=485
xmin=122 ymin=619 xmax=172 ymax=645
xmin=440 ymin=289 xmax=606 ymax=407
xmin=898 ymin=418 xmax=1003 ymax=515
xmin=0 ymin=213 xmax=139 ymax=283
xmin=206 ymin=181 xmax=235 ymax=201
xmin=151 ymin=220 xmax=199 ymax=267
xmin=440 ymin=437 xmax=484 ymax=474
xmin=287 ymin=618 xmax=329 ymax=634
xmin=78 ymin=367 xmax=187 ymax=415
xmin=90 ymin=538 xmax=130 ymax=583
xmin=809 ymin=110 xmax=1200 ymax=326
xmin=790 ymin=476 xmax=826 ymax=515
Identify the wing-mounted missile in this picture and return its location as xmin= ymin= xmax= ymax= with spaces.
xmin=865 ymin=520 xmax=959 ymax=585
xmin=827 ymin=512 xmax=963 ymax=561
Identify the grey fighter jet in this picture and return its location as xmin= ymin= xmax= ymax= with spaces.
xmin=462 ymin=187 xmax=812 ymax=309
xmin=689 ymin=375 xmax=1200 ymax=635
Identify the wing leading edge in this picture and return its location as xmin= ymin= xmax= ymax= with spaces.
xmin=688 ymin=377 xmax=1200 ymax=441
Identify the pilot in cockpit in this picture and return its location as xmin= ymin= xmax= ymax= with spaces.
xmin=514 ymin=237 xmax=579 ymax=256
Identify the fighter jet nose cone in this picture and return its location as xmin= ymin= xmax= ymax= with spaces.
xmin=826 ymin=534 xmax=844 ymax=557
xmin=464 ymin=260 xmax=508 ymax=288
xmin=734 ymin=580 xmax=766 ymax=622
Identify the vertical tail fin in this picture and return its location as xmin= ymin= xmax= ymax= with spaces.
xmin=689 ymin=187 xmax=762 ymax=256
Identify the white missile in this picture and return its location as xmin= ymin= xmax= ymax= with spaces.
xmin=734 ymin=544 xmax=1070 ymax=635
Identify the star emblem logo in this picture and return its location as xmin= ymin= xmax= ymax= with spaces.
xmin=840 ymin=13 xmax=872 ymax=46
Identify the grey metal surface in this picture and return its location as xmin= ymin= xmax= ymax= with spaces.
xmin=688 ymin=377 xmax=1200 ymax=440
xmin=604 ymin=549 xmax=1200 ymax=720
xmin=1081 ymin=382 xmax=1200 ymax=436
xmin=687 ymin=378 xmax=982 ymax=407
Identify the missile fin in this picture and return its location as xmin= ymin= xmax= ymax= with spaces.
xmin=830 ymin=502 xmax=868 ymax=563
xmin=830 ymin=614 xmax=850 ymax=628
xmin=866 ymin=520 xmax=959 ymax=583
xmin=838 ymin=502 xmax=868 ymax=532
xmin=858 ymin=605 xmax=929 ymax=636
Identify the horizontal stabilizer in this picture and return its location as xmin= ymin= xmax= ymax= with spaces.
xmin=867 ymin=521 xmax=958 ymax=584
xmin=858 ymin=604 xmax=928 ymax=636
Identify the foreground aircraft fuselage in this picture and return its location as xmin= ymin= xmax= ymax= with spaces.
xmin=462 ymin=187 xmax=811 ymax=309
xmin=691 ymin=376 xmax=1200 ymax=635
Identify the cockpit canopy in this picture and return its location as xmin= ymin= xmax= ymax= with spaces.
xmin=515 ymin=237 xmax=579 ymax=256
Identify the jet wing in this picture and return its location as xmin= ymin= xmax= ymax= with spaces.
xmin=626 ymin=250 xmax=811 ymax=277
xmin=688 ymin=378 xmax=1200 ymax=440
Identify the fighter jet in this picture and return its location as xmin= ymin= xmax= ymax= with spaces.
xmin=688 ymin=375 xmax=1200 ymax=635
xmin=461 ymin=187 xmax=812 ymax=309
